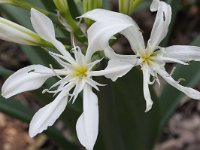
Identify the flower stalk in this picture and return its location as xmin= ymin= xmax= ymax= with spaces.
xmin=119 ymin=0 xmax=142 ymax=15
xmin=83 ymin=0 xmax=102 ymax=25
xmin=53 ymin=0 xmax=86 ymax=42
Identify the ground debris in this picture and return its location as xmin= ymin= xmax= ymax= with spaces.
xmin=155 ymin=100 xmax=200 ymax=150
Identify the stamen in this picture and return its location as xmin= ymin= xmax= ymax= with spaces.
xmin=42 ymin=89 xmax=48 ymax=94
xmin=49 ymin=64 xmax=63 ymax=80
xmin=49 ymin=52 xmax=71 ymax=68
xmin=177 ymin=78 xmax=186 ymax=83
xmin=170 ymin=66 xmax=176 ymax=76
xmin=149 ymin=77 xmax=156 ymax=85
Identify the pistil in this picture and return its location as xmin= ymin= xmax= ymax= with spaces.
xmin=72 ymin=65 xmax=88 ymax=78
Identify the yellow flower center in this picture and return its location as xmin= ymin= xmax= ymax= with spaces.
xmin=141 ymin=51 xmax=155 ymax=66
xmin=72 ymin=65 xmax=88 ymax=78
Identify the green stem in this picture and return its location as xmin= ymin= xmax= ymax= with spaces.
xmin=54 ymin=0 xmax=86 ymax=42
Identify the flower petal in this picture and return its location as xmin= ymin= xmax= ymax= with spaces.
xmin=163 ymin=45 xmax=200 ymax=62
xmin=142 ymin=65 xmax=153 ymax=112
xmin=72 ymin=46 xmax=87 ymax=65
xmin=148 ymin=1 xmax=172 ymax=49
xmin=120 ymin=27 xmax=145 ymax=54
xmin=76 ymin=85 xmax=99 ymax=150
xmin=81 ymin=8 xmax=134 ymax=23
xmin=156 ymin=67 xmax=200 ymax=99
xmin=150 ymin=0 xmax=160 ymax=12
xmin=31 ymin=8 xmax=55 ymax=42
xmin=104 ymin=46 xmax=139 ymax=64
xmin=31 ymin=9 xmax=75 ymax=63
xmin=51 ymin=40 xmax=76 ymax=64
xmin=70 ymin=79 xmax=86 ymax=103
xmin=156 ymin=56 xmax=188 ymax=65
xmin=86 ymin=21 xmax=133 ymax=60
xmin=90 ymin=58 xmax=134 ymax=81
xmin=1 ymin=65 xmax=53 ymax=98
xmin=83 ymin=9 xmax=144 ymax=59
xmin=89 ymin=46 xmax=137 ymax=81
xmin=29 ymin=89 xmax=68 ymax=137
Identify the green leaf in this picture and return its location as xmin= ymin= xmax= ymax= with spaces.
xmin=40 ymin=0 xmax=56 ymax=12
xmin=160 ymin=35 xmax=200 ymax=128
xmin=0 ymin=96 xmax=32 ymax=122
xmin=67 ymin=0 xmax=81 ymax=18
xmin=0 ymin=66 xmax=13 ymax=78
xmin=0 ymin=95 xmax=78 ymax=149
xmin=97 ymin=68 xmax=160 ymax=150
xmin=161 ymin=0 xmax=182 ymax=46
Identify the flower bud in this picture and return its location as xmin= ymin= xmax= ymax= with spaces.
xmin=53 ymin=0 xmax=68 ymax=14
xmin=0 ymin=17 xmax=52 ymax=47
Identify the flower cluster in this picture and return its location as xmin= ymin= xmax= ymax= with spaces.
xmin=1 ymin=0 xmax=200 ymax=150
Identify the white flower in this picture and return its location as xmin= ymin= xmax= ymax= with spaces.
xmin=1 ymin=8 xmax=128 ymax=150
xmin=82 ymin=0 xmax=200 ymax=112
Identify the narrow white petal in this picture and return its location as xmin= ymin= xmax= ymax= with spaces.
xmin=121 ymin=26 xmax=145 ymax=54
xmin=72 ymin=46 xmax=87 ymax=65
xmin=90 ymin=59 xmax=134 ymax=81
xmin=50 ymin=40 xmax=75 ymax=64
xmin=156 ymin=68 xmax=200 ymax=99
xmin=156 ymin=56 xmax=188 ymax=65
xmin=86 ymin=21 xmax=133 ymax=60
xmin=150 ymin=0 xmax=160 ymax=12
xmin=104 ymin=46 xmax=140 ymax=65
xmin=87 ymin=59 xmax=102 ymax=71
xmin=83 ymin=9 xmax=144 ymax=60
xmin=31 ymin=8 xmax=55 ymax=42
xmin=142 ymin=65 xmax=153 ymax=112
xmin=164 ymin=45 xmax=200 ymax=62
xmin=81 ymin=9 xmax=134 ymax=24
xmin=148 ymin=1 xmax=172 ymax=49
xmin=31 ymin=9 xmax=75 ymax=63
xmin=85 ymin=78 xmax=105 ymax=91
xmin=70 ymin=79 xmax=86 ymax=103
xmin=76 ymin=85 xmax=99 ymax=150
xmin=1 ymin=65 xmax=53 ymax=98
xmin=0 ymin=17 xmax=40 ymax=45
xmin=29 ymin=90 xmax=68 ymax=137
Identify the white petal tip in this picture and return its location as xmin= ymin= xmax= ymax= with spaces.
xmin=150 ymin=0 xmax=160 ymax=12
xmin=30 ymin=8 xmax=37 ymax=13
xmin=28 ymin=126 xmax=46 ymax=138
xmin=1 ymin=90 xmax=12 ymax=99
xmin=145 ymin=105 xmax=153 ymax=112
xmin=28 ymin=131 xmax=37 ymax=138
xmin=188 ymin=90 xmax=200 ymax=100
xmin=144 ymin=101 xmax=153 ymax=112
xmin=29 ymin=122 xmax=48 ymax=139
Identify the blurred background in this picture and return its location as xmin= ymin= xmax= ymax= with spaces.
xmin=1 ymin=0 xmax=200 ymax=150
